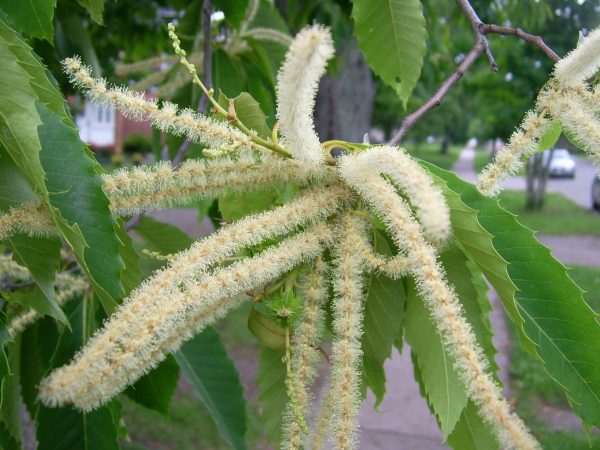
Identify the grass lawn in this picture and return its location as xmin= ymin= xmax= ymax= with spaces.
xmin=404 ymin=142 xmax=462 ymax=170
xmin=508 ymin=264 xmax=600 ymax=448
xmin=497 ymin=190 xmax=600 ymax=236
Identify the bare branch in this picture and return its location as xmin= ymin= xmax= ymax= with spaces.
xmin=481 ymin=24 xmax=561 ymax=63
xmin=387 ymin=0 xmax=561 ymax=146
xmin=388 ymin=42 xmax=486 ymax=145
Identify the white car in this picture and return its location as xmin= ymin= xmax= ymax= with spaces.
xmin=543 ymin=148 xmax=576 ymax=178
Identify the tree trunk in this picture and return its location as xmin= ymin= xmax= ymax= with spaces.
xmin=314 ymin=39 xmax=375 ymax=143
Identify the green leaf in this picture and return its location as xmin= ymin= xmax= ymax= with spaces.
xmin=214 ymin=0 xmax=249 ymax=29
xmin=405 ymin=276 xmax=467 ymax=439
xmin=0 ymin=150 xmax=66 ymax=324
xmin=0 ymin=339 xmax=22 ymax=449
xmin=422 ymin=161 xmax=600 ymax=431
xmin=351 ymin=0 xmax=427 ymax=107
xmin=219 ymin=188 xmax=280 ymax=221
xmin=536 ymin=119 xmax=561 ymax=153
xmin=175 ymin=327 xmax=247 ymax=450
xmin=36 ymin=300 xmax=120 ymax=450
xmin=125 ymin=355 xmax=180 ymax=415
xmin=0 ymin=0 xmax=57 ymax=41
xmin=115 ymin=219 xmax=141 ymax=296
xmin=406 ymin=243 xmax=498 ymax=440
xmin=361 ymin=230 xmax=406 ymax=407
xmin=256 ymin=345 xmax=286 ymax=445
xmin=37 ymin=405 xmax=119 ymax=450
xmin=59 ymin=13 xmax=102 ymax=76
xmin=213 ymin=49 xmax=243 ymax=98
xmin=217 ymin=90 xmax=271 ymax=138
xmin=133 ymin=216 xmax=194 ymax=255
xmin=75 ymin=0 xmax=104 ymax=24
xmin=37 ymin=103 xmax=125 ymax=314
xmin=447 ymin=400 xmax=499 ymax=450
xmin=0 ymin=19 xmax=126 ymax=313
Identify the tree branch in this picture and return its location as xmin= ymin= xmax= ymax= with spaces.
xmin=481 ymin=24 xmax=561 ymax=63
xmin=387 ymin=0 xmax=561 ymax=146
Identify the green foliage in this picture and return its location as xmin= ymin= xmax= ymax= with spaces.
xmin=361 ymin=230 xmax=406 ymax=407
xmin=175 ymin=328 xmax=248 ymax=450
xmin=125 ymin=356 xmax=180 ymax=415
xmin=122 ymin=132 xmax=153 ymax=154
xmin=75 ymin=0 xmax=104 ymax=24
xmin=424 ymin=162 xmax=600 ymax=432
xmin=256 ymin=345 xmax=287 ymax=445
xmin=0 ymin=0 xmax=57 ymax=42
xmin=351 ymin=0 xmax=427 ymax=107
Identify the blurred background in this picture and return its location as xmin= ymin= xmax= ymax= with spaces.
xmin=12 ymin=0 xmax=600 ymax=448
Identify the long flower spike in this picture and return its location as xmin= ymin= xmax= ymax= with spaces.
xmin=62 ymin=57 xmax=252 ymax=151
xmin=276 ymin=25 xmax=334 ymax=165
xmin=325 ymin=214 xmax=369 ymax=450
xmin=554 ymin=28 xmax=600 ymax=87
xmin=104 ymin=153 xmax=335 ymax=215
xmin=39 ymin=223 xmax=332 ymax=410
xmin=339 ymin=153 xmax=540 ymax=450
xmin=342 ymin=146 xmax=451 ymax=246
xmin=477 ymin=110 xmax=551 ymax=196
xmin=0 ymin=202 xmax=55 ymax=241
xmin=281 ymin=257 xmax=328 ymax=450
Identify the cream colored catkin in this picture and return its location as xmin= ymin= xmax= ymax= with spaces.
xmin=0 ymin=202 xmax=55 ymax=241
xmin=281 ymin=258 xmax=328 ymax=450
xmin=6 ymin=274 xmax=88 ymax=338
xmin=541 ymin=90 xmax=600 ymax=168
xmin=0 ymin=254 xmax=31 ymax=280
xmin=62 ymin=57 xmax=252 ymax=151
xmin=342 ymin=146 xmax=451 ymax=247
xmin=39 ymin=223 xmax=332 ymax=411
xmin=103 ymin=153 xmax=335 ymax=215
xmin=276 ymin=25 xmax=334 ymax=165
xmin=325 ymin=214 xmax=369 ymax=450
xmin=339 ymin=152 xmax=540 ymax=450
xmin=477 ymin=110 xmax=551 ymax=196
xmin=554 ymin=27 xmax=600 ymax=87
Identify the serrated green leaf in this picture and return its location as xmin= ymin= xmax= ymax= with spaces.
xmin=75 ymin=0 xmax=104 ymax=24
xmin=406 ymin=243 xmax=499 ymax=440
xmin=257 ymin=345 xmax=286 ymax=445
xmin=361 ymin=229 xmax=406 ymax=407
xmin=125 ymin=355 xmax=180 ymax=415
xmin=0 ymin=19 xmax=126 ymax=313
xmin=0 ymin=0 xmax=57 ymax=42
xmin=352 ymin=0 xmax=427 ymax=106
xmin=36 ymin=300 xmax=120 ymax=450
xmin=37 ymin=103 xmax=124 ymax=314
xmin=405 ymin=275 xmax=467 ymax=439
xmin=447 ymin=400 xmax=499 ymax=450
xmin=175 ymin=327 xmax=247 ymax=450
xmin=0 ymin=150 xmax=66 ymax=324
xmin=422 ymin=161 xmax=600 ymax=431
xmin=115 ymin=220 xmax=141 ymax=296
xmin=19 ymin=324 xmax=44 ymax=419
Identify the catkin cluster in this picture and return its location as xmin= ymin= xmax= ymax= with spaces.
xmin=478 ymin=27 xmax=600 ymax=195
xmin=21 ymin=21 xmax=546 ymax=450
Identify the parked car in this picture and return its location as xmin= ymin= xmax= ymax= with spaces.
xmin=592 ymin=177 xmax=600 ymax=210
xmin=543 ymin=148 xmax=576 ymax=178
